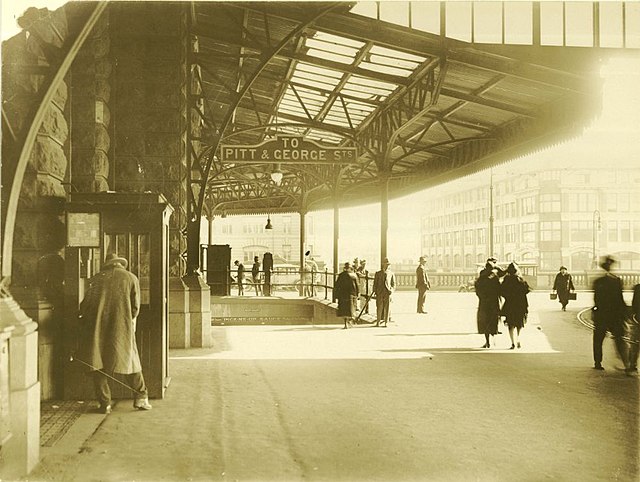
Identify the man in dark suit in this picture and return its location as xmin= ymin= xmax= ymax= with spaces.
xmin=592 ymin=255 xmax=629 ymax=371
xmin=373 ymin=258 xmax=396 ymax=327
xmin=415 ymin=256 xmax=430 ymax=314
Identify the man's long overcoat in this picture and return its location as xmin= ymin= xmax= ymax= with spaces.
xmin=79 ymin=264 xmax=142 ymax=374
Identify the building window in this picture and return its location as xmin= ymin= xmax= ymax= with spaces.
xmin=521 ymin=196 xmax=536 ymax=215
xmin=540 ymin=221 xmax=561 ymax=241
xmin=540 ymin=251 xmax=562 ymax=271
xmin=634 ymin=222 xmax=640 ymax=242
xmin=283 ymin=216 xmax=292 ymax=234
xmin=465 ymin=254 xmax=473 ymax=269
xmin=465 ymin=230 xmax=474 ymax=245
xmin=477 ymin=228 xmax=486 ymax=244
xmin=540 ymin=193 xmax=561 ymax=212
xmin=571 ymin=251 xmax=591 ymax=271
xmin=568 ymin=192 xmax=596 ymax=212
xmin=454 ymin=254 xmax=461 ymax=268
xmin=505 ymin=225 xmax=516 ymax=243
xmin=570 ymin=221 xmax=591 ymax=242
xmin=222 ymin=224 xmax=233 ymax=234
xmin=614 ymin=252 xmax=640 ymax=270
xmin=620 ymin=221 xmax=631 ymax=242
xmin=618 ymin=193 xmax=630 ymax=212
xmin=522 ymin=223 xmax=536 ymax=243
xmin=608 ymin=222 xmax=618 ymax=242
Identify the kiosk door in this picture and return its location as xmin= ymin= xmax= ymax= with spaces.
xmin=64 ymin=193 xmax=172 ymax=401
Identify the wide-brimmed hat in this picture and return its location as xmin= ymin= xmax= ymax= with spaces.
xmin=600 ymin=255 xmax=616 ymax=270
xmin=506 ymin=262 xmax=518 ymax=275
xmin=559 ymin=266 xmax=567 ymax=270
xmin=419 ymin=256 xmax=427 ymax=262
xmin=104 ymin=253 xmax=128 ymax=268
xmin=382 ymin=258 xmax=391 ymax=265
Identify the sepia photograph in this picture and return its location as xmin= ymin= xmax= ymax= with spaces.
xmin=1 ymin=1 xmax=639 ymax=481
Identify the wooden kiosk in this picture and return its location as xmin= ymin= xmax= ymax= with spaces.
xmin=63 ymin=192 xmax=173 ymax=400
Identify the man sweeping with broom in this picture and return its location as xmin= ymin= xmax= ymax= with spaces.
xmin=78 ymin=253 xmax=152 ymax=414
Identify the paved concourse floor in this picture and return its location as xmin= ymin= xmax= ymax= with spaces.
xmin=27 ymin=292 xmax=639 ymax=482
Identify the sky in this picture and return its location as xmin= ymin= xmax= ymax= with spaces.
xmin=2 ymin=1 xmax=639 ymax=267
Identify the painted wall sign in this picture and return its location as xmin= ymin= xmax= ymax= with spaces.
xmin=220 ymin=135 xmax=358 ymax=165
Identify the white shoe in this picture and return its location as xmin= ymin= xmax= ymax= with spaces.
xmin=133 ymin=398 xmax=152 ymax=410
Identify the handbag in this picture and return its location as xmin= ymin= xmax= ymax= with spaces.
xmin=550 ymin=293 xmax=557 ymax=300
xmin=568 ymin=292 xmax=577 ymax=300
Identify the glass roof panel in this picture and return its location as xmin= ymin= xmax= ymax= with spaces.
xmin=312 ymin=31 xmax=366 ymax=49
xmin=271 ymin=19 xmax=427 ymax=134
xmin=306 ymin=48 xmax=355 ymax=65
xmin=296 ymin=63 xmax=343 ymax=78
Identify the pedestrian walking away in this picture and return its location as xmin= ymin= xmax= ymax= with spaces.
xmin=552 ymin=266 xmax=575 ymax=311
xmin=475 ymin=261 xmax=502 ymax=348
xmin=335 ymin=262 xmax=359 ymax=329
xmin=415 ymin=256 xmax=430 ymax=314
xmin=372 ymin=258 xmax=396 ymax=327
xmin=500 ymin=262 xmax=530 ymax=350
xmin=592 ymin=255 xmax=630 ymax=372
xmin=77 ymin=253 xmax=152 ymax=414
xmin=234 ymin=259 xmax=245 ymax=296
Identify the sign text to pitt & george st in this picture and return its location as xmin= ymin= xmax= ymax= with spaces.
xmin=220 ymin=136 xmax=358 ymax=165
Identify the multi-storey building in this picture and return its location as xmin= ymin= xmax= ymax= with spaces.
xmin=420 ymin=167 xmax=640 ymax=273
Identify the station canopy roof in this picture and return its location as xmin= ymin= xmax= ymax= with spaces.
xmin=193 ymin=1 xmax=603 ymax=217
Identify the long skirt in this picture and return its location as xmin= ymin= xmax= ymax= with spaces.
xmin=337 ymin=296 xmax=357 ymax=317
xmin=477 ymin=308 xmax=499 ymax=335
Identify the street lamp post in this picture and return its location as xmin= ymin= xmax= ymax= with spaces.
xmin=489 ymin=169 xmax=495 ymax=258
xmin=592 ymin=209 xmax=601 ymax=268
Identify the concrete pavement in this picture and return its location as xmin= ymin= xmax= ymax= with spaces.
xmin=25 ymin=292 xmax=639 ymax=482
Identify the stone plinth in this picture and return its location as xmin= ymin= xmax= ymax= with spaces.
xmin=182 ymin=275 xmax=212 ymax=348
xmin=0 ymin=296 xmax=40 ymax=480
xmin=168 ymin=277 xmax=190 ymax=348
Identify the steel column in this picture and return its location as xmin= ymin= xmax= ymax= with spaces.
xmin=380 ymin=173 xmax=389 ymax=263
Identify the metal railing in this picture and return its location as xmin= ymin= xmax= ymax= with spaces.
xmin=204 ymin=267 xmax=640 ymax=297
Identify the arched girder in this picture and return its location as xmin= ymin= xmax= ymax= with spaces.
xmin=1 ymin=2 xmax=107 ymax=281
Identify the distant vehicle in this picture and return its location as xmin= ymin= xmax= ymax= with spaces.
xmin=458 ymin=278 xmax=476 ymax=292
xmin=271 ymin=263 xmax=301 ymax=290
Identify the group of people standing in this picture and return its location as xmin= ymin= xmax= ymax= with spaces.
xmin=334 ymin=258 xmax=395 ymax=329
xmin=475 ymin=257 xmax=531 ymax=349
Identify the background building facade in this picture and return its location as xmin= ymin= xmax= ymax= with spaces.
xmin=420 ymin=167 xmax=640 ymax=274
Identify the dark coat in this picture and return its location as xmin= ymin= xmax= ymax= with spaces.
xmin=79 ymin=264 xmax=142 ymax=374
xmin=553 ymin=272 xmax=575 ymax=304
xmin=415 ymin=265 xmax=430 ymax=290
xmin=475 ymin=268 xmax=501 ymax=335
xmin=500 ymin=273 xmax=530 ymax=329
xmin=592 ymin=273 xmax=626 ymax=324
xmin=633 ymin=284 xmax=640 ymax=319
xmin=335 ymin=270 xmax=359 ymax=317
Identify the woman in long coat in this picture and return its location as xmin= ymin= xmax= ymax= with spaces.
xmin=475 ymin=262 xmax=502 ymax=348
xmin=552 ymin=266 xmax=575 ymax=311
xmin=335 ymin=262 xmax=359 ymax=329
xmin=500 ymin=262 xmax=530 ymax=349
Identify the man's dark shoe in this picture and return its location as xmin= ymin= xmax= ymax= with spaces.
xmin=593 ymin=364 xmax=605 ymax=370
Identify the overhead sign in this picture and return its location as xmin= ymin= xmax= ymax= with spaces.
xmin=220 ymin=135 xmax=358 ymax=165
